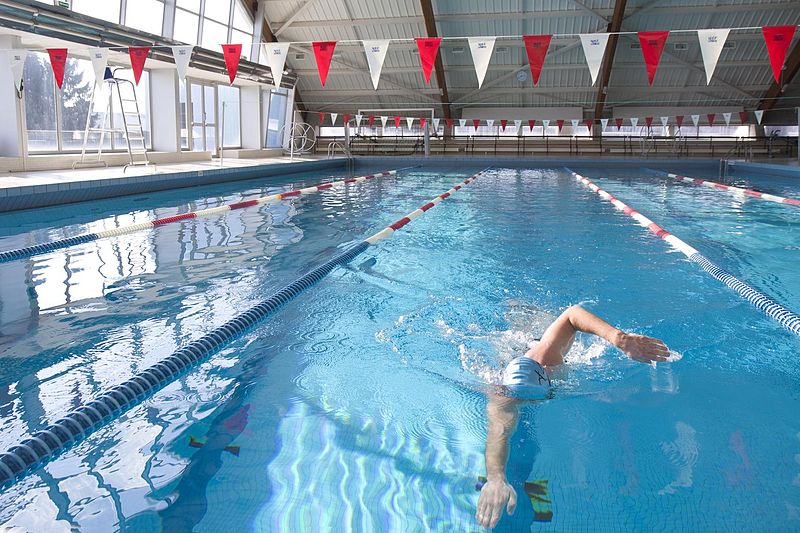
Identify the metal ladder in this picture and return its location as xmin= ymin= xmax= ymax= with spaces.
xmin=73 ymin=68 xmax=154 ymax=172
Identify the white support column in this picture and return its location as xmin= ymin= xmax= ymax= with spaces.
xmin=240 ymin=86 xmax=262 ymax=149
xmin=149 ymin=69 xmax=181 ymax=153
xmin=0 ymin=36 xmax=26 ymax=158
xmin=162 ymin=0 xmax=177 ymax=40
xmin=251 ymin=0 xmax=266 ymax=63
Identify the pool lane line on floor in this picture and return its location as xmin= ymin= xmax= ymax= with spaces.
xmin=566 ymin=168 xmax=800 ymax=338
xmin=646 ymin=168 xmax=800 ymax=208
xmin=0 ymin=167 xmax=417 ymax=265
xmin=0 ymin=168 xmax=490 ymax=491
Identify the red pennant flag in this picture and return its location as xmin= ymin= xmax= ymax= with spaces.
xmin=500 ymin=119 xmax=508 ymax=131
xmin=528 ymin=119 xmax=536 ymax=130
xmin=645 ymin=116 xmax=653 ymax=128
xmin=420 ymin=117 xmax=427 ymax=128
xmin=615 ymin=117 xmax=623 ymax=130
xmin=707 ymin=113 xmax=715 ymax=127
xmin=446 ymin=118 xmax=453 ymax=129
xmin=318 ymin=112 xmax=326 ymax=123
xmin=394 ymin=116 xmax=401 ymax=128
xmin=739 ymin=111 xmax=748 ymax=124
xmin=368 ymin=114 xmax=375 ymax=127
xmin=47 ymin=48 xmax=68 ymax=89
xmin=473 ymin=119 xmax=480 ymax=130
xmin=638 ymin=31 xmax=669 ymax=85
xmin=522 ymin=35 xmax=552 ymax=86
xmin=584 ymin=119 xmax=593 ymax=130
xmin=128 ymin=47 xmax=150 ymax=85
xmin=343 ymin=113 xmax=350 ymax=124
xmin=415 ymin=38 xmax=441 ymax=84
xmin=676 ymin=115 xmax=684 ymax=128
xmin=312 ymin=41 xmax=337 ymax=86
xmin=762 ymin=26 xmax=797 ymax=83
xmin=221 ymin=44 xmax=242 ymax=84
xmin=557 ymin=119 xmax=564 ymax=132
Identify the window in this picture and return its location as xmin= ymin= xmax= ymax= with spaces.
xmin=174 ymin=9 xmax=200 ymax=45
xmin=218 ymin=85 xmax=240 ymax=148
xmin=232 ymin=2 xmax=253 ymax=34
xmin=204 ymin=0 xmax=231 ymax=23
xmin=109 ymin=70 xmax=152 ymax=150
xmin=179 ymin=81 xmax=189 ymax=149
xmin=264 ymin=89 xmax=288 ymax=148
xmin=765 ymin=126 xmax=799 ymax=137
xmin=231 ymin=30 xmax=252 ymax=60
xmin=59 ymin=58 xmax=96 ymax=150
xmin=125 ymin=0 xmax=164 ymax=35
xmin=72 ymin=0 xmax=120 ymax=23
xmin=24 ymin=53 xmax=58 ymax=152
xmin=201 ymin=18 xmax=228 ymax=50
xmin=177 ymin=0 xmax=200 ymax=11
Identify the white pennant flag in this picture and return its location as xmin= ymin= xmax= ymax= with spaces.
xmin=571 ymin=119 xmax=580 ymax=130
xmin=514 ymin=119 xmax=522 ymax=131
xmin=459 ymin=119 xmax=467 ymax=128
xmin=660 ymin=116 xmax=669 ymax=127
xmin=467 ymin=37 xmax=496 ymax=89
xmin=691 ymin=114 xmax=700 ymax=127
xmin=600 ymin=118 xmax=609 ymax=131
xmin=432 ymin=118 xmax=440 ymax=130
xmin=362 ymin=39 xmax=390 ymax=90
xmin=170 ymin=45 xmax=193 ymax=82
xmin=7 ymin=50 xmax=27 ymax=91
xmin=406 ymin=117 xmax=414 ymax=129
xmin=330 ymin=113 xmax=338 ymax=125
xmin=723 ymin=112 xmax=731 ymax=126
xmin=754 ymin=110 xmax=764 ymax=124
xmin=697 ymin=29 xmax=730 ymax=85
xmin=630 ymin=117 xmax=639 ymax=129
xmin=580 ymin=33 xmax=610 ymax=85
xmin=355 ymin=114 xmax=363 ymax=127
xmin=542 ymin=119 xmax=550 ymax=129
xmin=263 ymin=42 xmax=291 ymax=88
xmin=87 ymin=48 xmax=108 ymax=85
xmin=486 ymin=119 xmax=494 ymax=128
xmin=380 ymin=116 xmax=388 ymax=128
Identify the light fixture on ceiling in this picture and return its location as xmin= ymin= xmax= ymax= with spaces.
xmin=451 ymin=47 xmax=465 ymax=54
xmin=295 ymin=53 xmax=305 ymax=60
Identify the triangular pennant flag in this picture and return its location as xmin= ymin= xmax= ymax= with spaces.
xmin=415 ymin=38 xmax=441 ymax=84
xmin=579 ymin=33 xmax=610 ymax=85
xmin=263 ymin=42 xmax=290 ymax=87
xmin=7 ymin=50 xmax=27 ymax=91
xmin=394 ymin=116 xmax=401 ymax=128
xmin=570 ymin=119 xmax=580 ymax=130
xmin=433 ymin=118 xmax=440 ymax=130
xmin=542 ymin=119 xmax=550 ymax=129
xmin=420 ymin=117 xmax=427 ymax=128
xmin=691 ymin=114 xmax=700 ymax=127
xmin=170 ymin=45 xmax=193 ymax=82
xmin=739 ymin=111 xmax=748 ymax=124
xmin=368 ymin=114 xmax=375 ymax=127
xmin=128 ymin=47 xmax=149 ymax=85
xmin=723 ymin=112 xmax=731 ymax=126
xmin=501 ymin=119 xmax=508 ymax=131
xmin=528 ymin=119 xmax=536 ymax=130
xmin=406 ymin=117 xmax=414 ymax=129
xmin=600 ymin=118 xmax=609 ymax=131
xmin=467 ymin=37 xmax=496 ymax=88
xmin=755 ymin=110 xmax=764 ymax=124
xmin=762 ymin=26 xmax=797 ymax=83
xmin=473 ymin=119 xmax=480 ymax=130
xmin=514 ymin=119 xmax=522 ymax=131
xmin=645 ymin=116 xmax=654 ymax=128
xmin=47 ymin=48 xmax=68 ymax=89
xmin=459 ymin=119 xmax=467 ymax=128
xmin=330 ymin=112 xmax=338 ymax=125
xmin=221 ymin=44 xmax=242 ymax=84
xmin=380 ymin=115 xmax=388 ymax=128
xmin=660 ymin=116 xmax=669 ymax=127
xmin=523 ymin=35 xmax=552 ymax=86
xmin=557 ymin=119 xmax=565 ymax=131
xmin=355 ymin=114 xmax=363 ymax=127
xmin=707 ymin=113 xmax=715 ymax=127
xmin=312 ymin=41 xmax=337 ymax=86
xmin=676 ymin=115 xmax=684 ymax=128
xmin=318 ymin=111 xmax=326 ymax=123
xmin=362 ymin=40 xmax=390 ymax=90
xmin=615 ymin=117 xmax=623 ymax=130
xmin=584 ymin=119 xmax=593 ymax=130
xmin=697 ymin=29 xmax=730 ymax=85
xmin=343 ymin=113 xmax=351 ymax=124
xmin=445 ymin=118 xmax=453 ymax=129
xmin=486 ymin=119 xmax=495 ymax=128
xmin=630 ymin=117 xmax=639 ymax=129
xmin=88 ymin=48 xmax=108 ymax=85
xmin=638 ymin=31 xmax=669 ymax=85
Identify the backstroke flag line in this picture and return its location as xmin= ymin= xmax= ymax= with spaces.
xmin=171 ymin=45 xmax=193 ymax=82
xmin=697 ymin=29 xmax=730 ymax=84
xmin=523 ymin=35 xmax=552 ymax=86
xmin=8 ymin=50 xmax=27 ymax=91
xmin=312 ymin=41 xmax=337 ymax=86
xmin=362 ymin=40 xmax=390 ymax=90
xmin=468 ymin=37 xmax=496 ymax=88
xmin=263 ymin=42 xmax=290 ymax=88
xmin=580 ymin=33 xmax=610 ymax=85
xmin=88 ymin=48 xmax=108 ymax=86
xmin=416 ymin=38 xmax=441 ymax=84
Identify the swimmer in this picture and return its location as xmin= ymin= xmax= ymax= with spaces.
xmin=476 ymin=305 xmax=669 ymax=529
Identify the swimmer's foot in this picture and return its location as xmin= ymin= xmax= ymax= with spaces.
xmin=524 ymin=479 xmax=553 ymax=522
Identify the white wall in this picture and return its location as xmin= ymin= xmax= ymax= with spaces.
xmin=150 ymin=69 xmax=180 ymax=152
xmin=240 ymin=86 xmax=261 ymax=150
xmin=0 ymin=36 xmax=25 ymax=158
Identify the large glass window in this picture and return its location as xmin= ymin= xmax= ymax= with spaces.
xmin=201 ymin=18 xmax=228 ymax=50
xmin=59 ymin=58 xmax=96 ymax=150
xmin=264 ymin=89 xmax=288 ymax=148
xmin=174 ymin=9 xmax=200 ymax=45
xmin=110 ymin=70 xmax=152 ymax=150
xmin=23 ymin=53 xmax=58 ymax=152
xmin=125 ymin=0 xmax=165 ymax=35
xmin=204 ymin=0 xmax=231 ymax=24
xmin=72 ymin=0 xmax=120 ymax=23
xmin=218 ymin=85 xmax=241 ymax=148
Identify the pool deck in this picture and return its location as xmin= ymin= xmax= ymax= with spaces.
xmin=0 ymin=156 xmax=348 ymax=212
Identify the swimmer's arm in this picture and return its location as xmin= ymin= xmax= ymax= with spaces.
xmin=478 ymin=393 xmax=519 ymax=528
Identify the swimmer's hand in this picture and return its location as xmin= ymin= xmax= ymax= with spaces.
xmin=476 ymin=477 xmax=517 ymax=528
xmin=613 ymin=331 xmax=670 ymax=363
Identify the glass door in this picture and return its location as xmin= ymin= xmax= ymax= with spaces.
xmin=187 ymin=81 xmax=218 ymax=154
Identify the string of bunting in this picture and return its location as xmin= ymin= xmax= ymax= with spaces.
xmin=2 ymin=25 xmax=796 ymax=93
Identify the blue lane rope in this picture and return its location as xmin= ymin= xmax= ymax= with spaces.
xmin=0 ymin=241 xmax=369 ymax=489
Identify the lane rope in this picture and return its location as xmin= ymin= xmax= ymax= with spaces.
xmin=652 ymin=169 xmax=800 ymax=208
xmin=0 ymin=167 xmax=416 ymax=264
xmin=567 ymin=168 xmax=800 ymax=338
xmin=0 ymin=168 xmax=489 ymax=490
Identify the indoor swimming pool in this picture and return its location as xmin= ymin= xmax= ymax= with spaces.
xmin=0 ymin=164 xmax=799 ymax=531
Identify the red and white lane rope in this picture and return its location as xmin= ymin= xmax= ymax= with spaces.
xmin=664 ymin=172 xmax=800 ymax=208
xmin=568 ymin=168 xmax=800 ymax=337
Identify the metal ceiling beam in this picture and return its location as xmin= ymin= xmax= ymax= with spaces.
xmin=273 ymin=0 xmax=318 ymax=37
xmin=419 ymin=0 xmax=451 ymax=119
xmin=593 ymin=0 xmax=627 ymax=120
xmin=758 ymin=38 xmax=800 ymax=114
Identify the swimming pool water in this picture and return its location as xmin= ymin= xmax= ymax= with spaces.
xmin=0 ymin=164 xmax=799 ymax=531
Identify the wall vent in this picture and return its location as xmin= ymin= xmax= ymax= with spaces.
xmin=673 ymin=42 xmax=688 ymax=51
xmin=295 ymin=53 xmax=305 ymax=60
